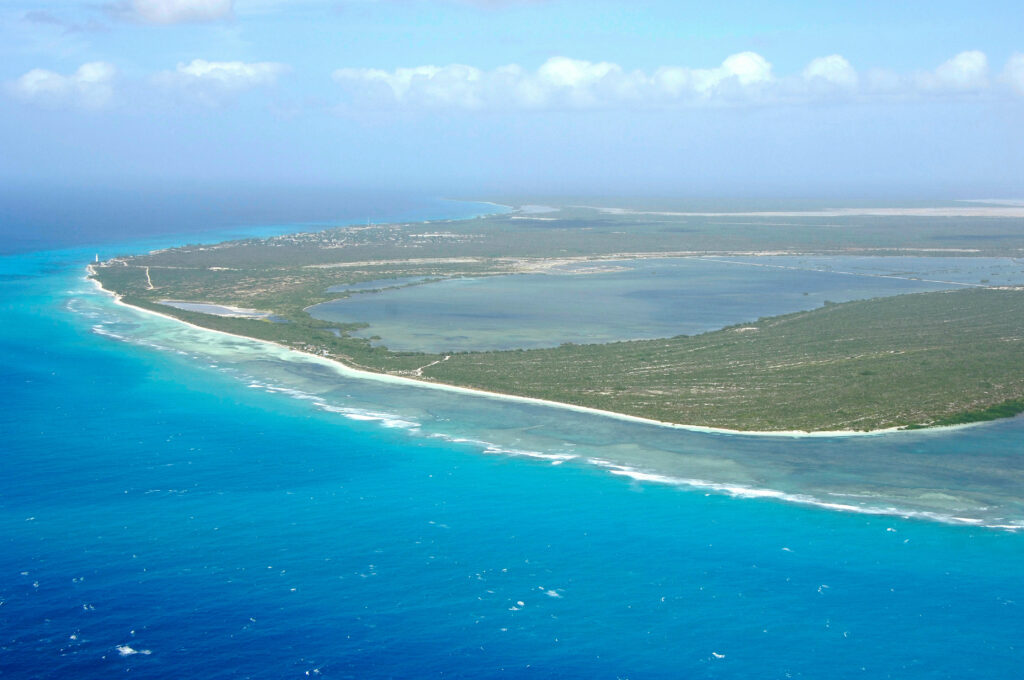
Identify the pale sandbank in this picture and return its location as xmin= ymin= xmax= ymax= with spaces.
xmin=592 ymin=206 xmax=1024 ymax=218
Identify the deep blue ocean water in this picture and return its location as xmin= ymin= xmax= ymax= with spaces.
xmin=1 ymin=196 xmax=1023 ymax=678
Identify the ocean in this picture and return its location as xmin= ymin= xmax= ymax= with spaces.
xmin=1 ymin=193 xmax=1022 ymax=678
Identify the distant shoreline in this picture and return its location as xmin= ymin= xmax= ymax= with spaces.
xmin=86 ymin=264 xmax=977 ymax=439
xmin=592 ymin=206 xmax=1024 ymax=218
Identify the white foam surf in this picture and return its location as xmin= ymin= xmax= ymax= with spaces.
xmin=73 ymin=273 xmax=1023 ymax=532
xmin=586 ymin=458 xmax=1021 ymax=529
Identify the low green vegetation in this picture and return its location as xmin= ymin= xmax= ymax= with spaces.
xmin=908 ymin=398 xmax=1024 ymax=429
xmin=425 ymin=288 xmax=1024 ymax=431
xmin=91 ymin=205 xmax=1024 ymax=432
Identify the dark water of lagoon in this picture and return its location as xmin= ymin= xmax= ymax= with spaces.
xmin=326 ymin=276 xmax=435 ymax=294
xmin=309 ymin=256 xmax=1023 ymax=352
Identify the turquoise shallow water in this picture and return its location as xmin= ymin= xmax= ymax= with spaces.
xmin=2 ymin=205 xmax=1023 ymax=678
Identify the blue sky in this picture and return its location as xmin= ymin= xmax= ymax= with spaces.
xmin=2 ymin=0 xmax=1023 ymax=197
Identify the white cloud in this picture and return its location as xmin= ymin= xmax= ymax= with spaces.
xmin=651 ymin=52 xmax=773 ymax=103
xmin=112 ymin=0 xmax=233 ymax=24
xmin=172 ymin=59 xmax=285 ymax=87
xmin=156 ymin=59 xmax=287 ymax=104
xmin=153 ymin=59 xmax=286 ymax=105
xmin=334 ymin=52 xmax=778 ymax=110
xmin=803 ymin=55 xmax=858 ymax=90
xmin=716 ymin=52 xmax=773 ymax=87
xmin=333 ymin=50 xmax=1024 ymax=112
xmin=334 ymin=64 xmax=487 ymax=108
xmin=917 ymin=50 xmax=988 ymax=91
xmin=8 ymin=62 xmax=116 ymax=109
xmin=536 ymin=57 xmax=618 ymax=89
xmin=1002 ymin=53 xmax=1024 ymax=95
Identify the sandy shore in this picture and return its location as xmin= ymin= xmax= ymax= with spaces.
xmin=82 ymin=265 xmax=977 ymax=439
xmin=159 ymin=300 xmax=277 ymax=319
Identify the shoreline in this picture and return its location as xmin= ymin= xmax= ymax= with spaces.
xmin=593 ymin=206 xmax=1024 ymax=218
xmin=85 ymin=264 xmax=979 ymax=439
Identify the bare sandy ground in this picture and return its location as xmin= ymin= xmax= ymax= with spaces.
xmin=594 ymin=206 xmax=1024 ymax=218
xmin=159 ymin=300 xmax=276 ymax=319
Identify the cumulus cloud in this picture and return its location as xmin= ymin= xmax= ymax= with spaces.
xmin=333 ymin=50 xmax=1024 ymax=112
xmin=1001 ymin=53 xmax=1024 ymax=95
xmin=171 ymin=59 xmax=285 ymax=87
xmin=334 ymin=52 xmax=778 ymax=110
xmin=333 ymin=64 xmax=487 ymax=108
xmin=652 ymin=52 xmax=773 ymax=103
xmin=802 ymin=55 xmax=858 ymax=90
xmin=155 ymin=59 xmax=287 ymax=104
xmin=8 ymin=62 xmax=117 ymax=109
xmin=917 ymin=50 xmax=988 ymax=91
xmin=110 ymin=0 xmax=233 ymax=24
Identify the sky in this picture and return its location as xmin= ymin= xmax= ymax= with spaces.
xmin=2 ymin=0 xmax=1024 ymax=198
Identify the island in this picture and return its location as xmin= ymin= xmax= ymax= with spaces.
xmin=90 ymin=202 xmax=1024 ymax=433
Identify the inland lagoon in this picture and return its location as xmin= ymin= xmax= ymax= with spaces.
xmin=308 ymin=256 xmax=1022 ymax=352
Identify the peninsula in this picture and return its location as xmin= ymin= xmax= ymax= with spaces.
xmin=91 ymin=203 xmax=1024 ymax=432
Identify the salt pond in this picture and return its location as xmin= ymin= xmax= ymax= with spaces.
xmin=325 ymin=276 xmax=435 ymax=294
xmin=309 ymin=256 xmax=1024 ymax=352
xmin=160 ymin=300 xmax=289 ymax=323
